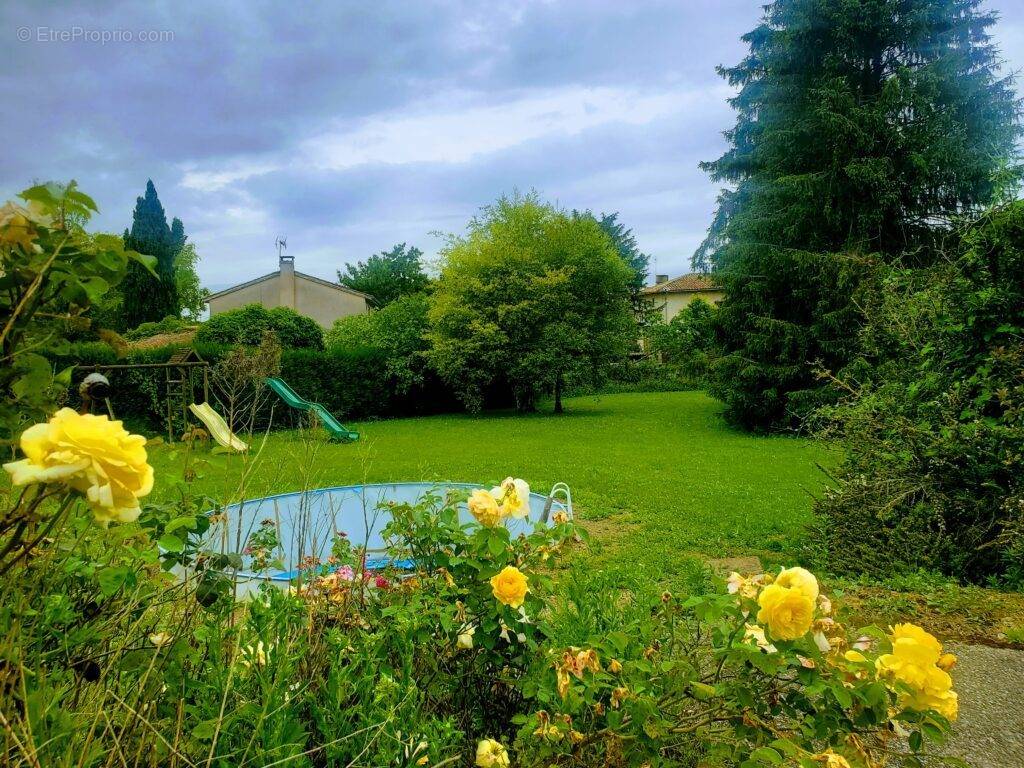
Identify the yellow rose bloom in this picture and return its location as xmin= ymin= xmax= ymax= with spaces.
xmin=876 ymin=623 xmax=958 ymax=721
xmin=491 ymin=477 xmax=530 ymax=519
xmin=490 ymin=565 xmax=529 ymax=608
xmin=468 ymin=489 xmax=503 ymax=527
xmin=3 ymin=408 xmax=154 ymax=525
xmin=475 ymin=738 xmax=510 ymax=768
xmin=756 ymin=584 xmax=814 ymax=640
xmin=774 ymin=566 xmax=819 ymax=602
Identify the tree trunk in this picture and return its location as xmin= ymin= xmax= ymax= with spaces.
xmin=554 ymin=373 xmax=563 ymax=414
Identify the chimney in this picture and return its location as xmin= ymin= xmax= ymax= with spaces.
xmin=655 ymin=274 xmax=669 ymax=285
xmin=279 ymin=254 xmax=296 ymax=308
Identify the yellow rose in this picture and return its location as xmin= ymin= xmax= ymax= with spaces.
xmin=475 ymin=738 xmax=510 ymax=768
xmin=490 ymin=565 xmax=529 ymax=608
xmin=3 ymin=408 xmax=154 ymax=525
xmin=756 ymin=584 xmax=814 ymax=640
xmin=774 ymin=566 xmax=819 ymax=602
xmin=876 ymin=623 xmax=958 ymax=721
xmin=491 ymin=477 xmax=530 ymax=519
xmin=468 ymin=489 xmax=504 ymax=527
xmin=937 ymin=652 xmax=957 ymax=671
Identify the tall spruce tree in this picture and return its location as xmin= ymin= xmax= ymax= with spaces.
xmin=697 ymin=0 xmax=1020 ymax=430
xmin=120 ymin=180 xmax=181 ymax=329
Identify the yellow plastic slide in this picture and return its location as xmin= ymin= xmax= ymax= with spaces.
xmin=188 ymin=403 xmax=248 ymax=452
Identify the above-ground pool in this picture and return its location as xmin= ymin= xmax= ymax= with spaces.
xmin=202 ymin=482 xmax=572 ymax=594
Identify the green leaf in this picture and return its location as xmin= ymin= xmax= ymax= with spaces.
xmin=157 ymin=534 xmax=184 ymax=553
xmin=97 ymin=566 xmax=130 ymax=596
xmin=748 ymin=747 xmax=783 ymax=765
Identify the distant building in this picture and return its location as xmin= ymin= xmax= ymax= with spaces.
xmin=639 ymin=273 xmax=724 ymax=323
xmin=206 ymin=255 xmax=372 ymax=328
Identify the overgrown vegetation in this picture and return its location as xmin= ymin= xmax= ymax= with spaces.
xmin=813 ymin=203 xmax=1024 ymax=586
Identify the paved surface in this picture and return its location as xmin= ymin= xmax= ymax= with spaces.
xmin=940 ymin=643 xmax=1024 ymax=768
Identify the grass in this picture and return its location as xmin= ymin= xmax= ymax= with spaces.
xmin=149 ymin=391 xmax=838 ymax=583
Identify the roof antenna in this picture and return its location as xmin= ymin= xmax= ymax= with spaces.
xmin=275 ymin=235 xmax=288 ymax=261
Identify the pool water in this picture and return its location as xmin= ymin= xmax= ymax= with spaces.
xmin=202 ymin=482 xmax=570 ymax=592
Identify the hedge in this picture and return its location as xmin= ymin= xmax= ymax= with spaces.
xmin=52 ymin=341 xmax=459 ymax=438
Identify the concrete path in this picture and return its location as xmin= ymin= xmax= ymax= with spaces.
xmin=941 ymin=643 xmax=1024 ymax=768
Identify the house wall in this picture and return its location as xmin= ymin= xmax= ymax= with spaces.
xmin=208 ymin=274 xmax=370 ymax=328
xmin=293 ymin=277 xmax=370 ymax=327
xmin=650 ymin=289 xmax=725 ymax=323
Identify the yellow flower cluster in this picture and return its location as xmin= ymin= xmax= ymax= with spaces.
xmin=3 ymin=408 xmax=154 ymax=525
xmin=876 ymin=624 xmax=958 ymax=721
xmin=468 ymin=477 xmax=530 ymax=527
xmin=475 ymin=738 xmax=510 ymax=767
xmin=490 ymin=565 xmax=529 ymax=608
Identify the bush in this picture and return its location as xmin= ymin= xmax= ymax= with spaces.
xmin=124 ymin=315 xmax=193 ymax=340
xmin=327 ymin=293 xmax=431 ymax=394
xmin=195 ymin=304 xmax=324 ymax=349
xmin=812 ymin=203 xmax=1024 ymax=585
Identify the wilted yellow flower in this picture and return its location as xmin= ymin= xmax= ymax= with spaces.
xmin=817 ymin=752 xmax=851 ymax=768
xmin=490 ymin=565 xmax=529 ymax=608
xmin=0 ymin=201 xmax=41 ymax=251
xmin=937 ymin=652 xmax=957 ymax=671
xmin=876 ymin=623 xmax=958 ymax=721
xmin=3 ymin=408 xmax=154 ymax=525
xmin=551 ymin=510 xmax=569 ymax=524
xmin=149 ymin=632 xmax=171 ymax=648
xmin=743 ymin=623 xmax=778 ymax=653
xmin=608 ymin=658 xmax=623 ymax=674
xmin=469 ymin=489 xmax=503 ymax=527
xmin=491 ymin=477 xmax=530 ymax=519
xmin=756 ymin=584 xmax=814 ymax=640
xmin=457 ymin=624 xmax=475 ymax=650
xmin=775 ymin=566 xmax=819 ymax=602
xmin=475 ymin=738 xmax=510 ymax=768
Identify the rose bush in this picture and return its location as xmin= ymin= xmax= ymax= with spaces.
xmin=516 ymin=565 xmax=959 ymax=767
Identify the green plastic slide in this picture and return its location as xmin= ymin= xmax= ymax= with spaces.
xmin=265 ymin=377 xmax=359 ymax=442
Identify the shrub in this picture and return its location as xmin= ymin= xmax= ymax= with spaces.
xmin=195 ymin=304 xmax=324 ymax=349
xmin=124 ymin=314 xmax=193 ymax=340
xmin=327 ymin=293 xmax=431 ymax=394
xmin=812 ymin=202 xmax=1024 ymax=585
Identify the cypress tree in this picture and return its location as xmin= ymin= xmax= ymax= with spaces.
xmin=120 ymin=180 xmax=182 ymax=329
xmin=698 ymin=0 xmax=1020 ymax=430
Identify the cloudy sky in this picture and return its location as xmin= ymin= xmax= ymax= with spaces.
xmin=3 ymin=1 xmax=1023 ymax=291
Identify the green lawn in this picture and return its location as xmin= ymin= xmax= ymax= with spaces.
xmin=150 ymin=391 xmax=837 ymax=579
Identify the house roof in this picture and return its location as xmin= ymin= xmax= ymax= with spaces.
xmin=639 ymin=273 xmax=723 ymax=295
xmin=206 ymin=270 xmax=373 ymax=301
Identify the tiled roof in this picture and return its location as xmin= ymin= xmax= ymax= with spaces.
xmin=639 ymin=273 xmax=723 ymax=295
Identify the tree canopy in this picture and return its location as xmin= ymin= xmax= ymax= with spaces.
xmin=697 ymin=0 xmax=1021 ymax=430
xmin=338 ymin=242 xmax=429 ymax=307
xmin=428 ymin=194 xmax=635 ymax=413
